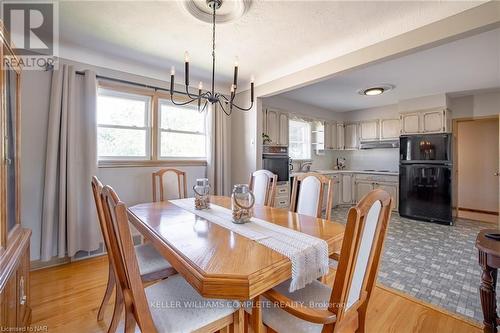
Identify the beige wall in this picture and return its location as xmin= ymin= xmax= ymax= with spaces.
xmin=457 ymin=118 xmax=499 ymax=212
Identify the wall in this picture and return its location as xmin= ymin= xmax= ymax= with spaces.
xmin=450 ymin=90 xmax=500 ymax=119
xmin=21 ymin=60 xmax=207 ymax=261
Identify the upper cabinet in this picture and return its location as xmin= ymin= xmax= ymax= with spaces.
xmin=263 ymin=109 xmax=288 ymax=146
xmin=336 ymin=123 xmax=345 ymax=150
xmin=344 ymin=123 xmax=359 ymax=150
xmin=400 ymin=108 xmax=451 ymax=135
xmin=359 ymin=120 xmax=379 ymax=142
xmin=324 ymin=121 xmax=338 ymax=150
xmin=311 ymin=121 xmax=325 ymax=154
xmin=379 ymin=118 xmax=400 ymax=140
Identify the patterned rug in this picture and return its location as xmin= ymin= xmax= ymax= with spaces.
xmin=330 ymin=207 xmax=495 ymax=323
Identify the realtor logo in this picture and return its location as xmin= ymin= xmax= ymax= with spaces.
xmin=1 ymin=1 xmax=58 ymax=70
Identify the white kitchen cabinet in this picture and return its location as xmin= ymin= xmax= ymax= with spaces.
xmin=340 ymin=174 xmax=354 ymax=205
xmin=380 ymin=118 xmax=401 ymax=140
xmin=375 ymin=182 xmax=399 ymax=211
xmin=355 ymin=180 xmax=374 ymax=202
xmin=278 ymin=113 xmax=289 ymax=145
xmin=324 ymin=122 xmax=338 ymax=150
xmin=344 ymin=123 xmax=359 ymax=150
xmin=400 ymin=108 xmax=451 ymax=135
xmin=359 ymin=120 xmax=379 ymax=142
xmin=312 ymin=121 xmax=325 ymax=154
xmin=263 ymin=109 xmax=288 ymax=146
xmin=274 ymin=182 xmax=290 ymax=209
xmin=336 ymin=123 xmax=345 ymax=150
xmin=401 ymin=112 xmax=420 ymax=134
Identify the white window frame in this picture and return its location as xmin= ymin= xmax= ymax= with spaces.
xmin=157 ymin=99 xmax=207 ymax=160
xmin=97 ymin=88 xmax=152 ymax=161
xmin=289 ymin=119 xmax=312 ymax=161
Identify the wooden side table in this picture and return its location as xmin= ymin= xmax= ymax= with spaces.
xmin=476 ymin=229 xmax=500 ymax=333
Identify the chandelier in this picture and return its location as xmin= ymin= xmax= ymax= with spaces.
xmin=169 ymin=0 xmax=254 ymax=116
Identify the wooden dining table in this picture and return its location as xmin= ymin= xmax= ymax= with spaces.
xmin=127 ymin=196 xmax=345 ymax=330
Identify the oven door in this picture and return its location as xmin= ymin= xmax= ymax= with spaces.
xmin=262 ymin=155 xmax=289 ymax=182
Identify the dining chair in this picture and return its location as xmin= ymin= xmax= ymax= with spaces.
xmin=91 ymin=177 xmax=177 ymax=333
xmin=100 ymin=184 xmax=244 ymax=333
xmin=250 ymin=189 xmax=392 ymax=333
xmin=249 ymin=169 xmax=278 ymax=207
xmin=152 ymin=168 xmax=188 ymax=202
xmin=290 ymin=173 xmax=333 ymax=221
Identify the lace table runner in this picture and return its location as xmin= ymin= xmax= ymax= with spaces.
xmin=170 ymin=198 xmax=329 ymax=292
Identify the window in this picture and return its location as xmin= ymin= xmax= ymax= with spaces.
xmin=97 ymin=89 xmax=151 ymax=160
xmin=158 ymin=100 xmax=206 ymax=159
xmin=289 ymin=119 xmax=311 ymax=160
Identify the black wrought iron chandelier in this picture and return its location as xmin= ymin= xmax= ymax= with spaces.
xmin=169 ymin=0 xmax=254 ymax=116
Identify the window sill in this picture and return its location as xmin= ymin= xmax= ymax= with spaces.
xmin=98 ymin=159 xmax=207 ymax=168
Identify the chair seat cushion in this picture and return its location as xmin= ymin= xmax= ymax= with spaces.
xmin=246 ymin=279 xmax=335 ymax=333
xmin=146 ymin=275 xmax=239 ymax=332
xmin=135 ymin=243 xmax=172 ymax=276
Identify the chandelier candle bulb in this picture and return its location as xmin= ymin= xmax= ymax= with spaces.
xmin=198 ymin=81 xmax=203 ymax=90
xmin=233 ymin=58 xmax=238 ymax=86
xmin=170 ymin=67 xmax=175 ymax=95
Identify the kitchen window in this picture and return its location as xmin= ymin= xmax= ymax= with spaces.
xmin=158 ymin=100 xmax=206 ymax=159
xmin=289 ymin=119 xmax=311 ymax=160
xmin=97 ymin=88 xmax=151 ymax=160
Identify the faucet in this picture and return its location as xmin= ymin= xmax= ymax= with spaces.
xmin=299 ymin=161 xmax=313 ymax=172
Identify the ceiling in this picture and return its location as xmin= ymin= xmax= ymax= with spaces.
xmin=58 ymin=1 xmax=484 ymax=88
xmin=278 ymin=27 xmax=500 ymax=112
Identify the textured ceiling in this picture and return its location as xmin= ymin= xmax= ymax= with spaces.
xmin=278 ymin=27 xmax=500 ymax=112
xmin=59 ymin=1 xmax=484 ymax=88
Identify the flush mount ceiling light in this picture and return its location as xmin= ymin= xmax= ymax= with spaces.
xmin=358 ymin=84 xmax=395 ymax=96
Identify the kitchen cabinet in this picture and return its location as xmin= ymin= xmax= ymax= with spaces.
xmin=400 ymin=108 xmax=451 ymax=135
xmin=380 ymin=118 xmax=400 ymax=140
xmin=324 ymin=122 xmax=337 ymax=150
xmin=312 ymin=121 xmax=325 ymax=154
xmin=340 ymin=174 xmax=354 ymax=204
xmin=274 ymin=182 xmax=290 ymax=209
xmin=354 ymin=174 xmax=399 ymax=211
xmin=344 ymin=123 xmax=359 ymax=150
xmin=263 ymin=109 xmax=288 ymax=146
xmin=376 ymin=182 xmax=399 ymax=211
xmin=359 ymin=120 xmax=379 ymax=142
xmin=355 ymin=180 xmax=374 ymax=202
xmin=336 ymin=123 xmax=345 ymax=150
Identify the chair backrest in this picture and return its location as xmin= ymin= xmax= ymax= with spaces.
xmin=152 ymin=168 xmax=187 ymax=202
xmin=290 ymin=173 xmax=333 ymax=220
xmin=100 ymin=185 xmax=157 ymax=332
xmin=91 ymin=176 xmax=114 ymax=259
xmin=249 ymin=170 xmax=277 ymax=206
xmin=329 ymin=189 xmax=392 ymax=323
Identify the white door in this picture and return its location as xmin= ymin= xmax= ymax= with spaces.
xmin=344 ymin=123 xmax=359 ymax=149
xmin=341 ymin=174 xmax=353 ymax=204
xmin=278 ymin=113 xmax=289 ymax=146
xmin=376 ymin=182 xmax=399 ymax=211
xmin=422 ymin=110 xmax=445 ymax=133
xmin=355 ymin=181 xmax=374 ymax=202
xmin=359 ymin=120 xmax=379 ymax=141
xmin=401 ymin=113 xmax=420 ymax=134
xmin=380 ymin=118 xmax=401 ymax=140
xmin=336 ymin=123 xmax=345 ymax=150
xmin=266 ymin=109 xmax=279 ymax=144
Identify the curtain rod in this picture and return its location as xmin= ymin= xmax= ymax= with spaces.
xmin=74 ymin=70 xmax=192 ymax=97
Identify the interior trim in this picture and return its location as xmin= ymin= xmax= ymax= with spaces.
xmin=98 ymin=159 xmax=207 ymax=168
xmin=458 ymin=207 xmax=499 ymax=216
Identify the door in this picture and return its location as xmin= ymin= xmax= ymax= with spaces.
xmin=278 ymin=113 xmax=289 ymax=146
xmin=457 ymin=118 xmax=499 ymax=223
xmin=376 ymin=182 xmax=399 ymax=210
xmin=341 ymin=174 xmax=353 ymax=204
xmin=359 ymin=120 xmax=379 ymax=142
xmin=401 ymin=113 xmax=420 ymax=134
xmin=355 ymin=180 xmax=374 ymax=202
xmin=399 ymin=164 xmax=452 ymax=224
xmin=380 ymin=118 xmax=400 ymax=140
xmin=266 ymin=109 xmax=279 ymax=144
xmin=336 ymin=123 xmax=345 ymax=150
xmin=422 ymin=110 xmax=445 ymax=133
xmin=344 ymin=123 xmax=358 ymax=149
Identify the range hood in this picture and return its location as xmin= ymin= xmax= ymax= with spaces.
xmin=359 ymin=140 xmax=399 ymax=150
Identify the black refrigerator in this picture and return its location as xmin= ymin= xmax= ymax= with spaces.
xmin=399 ymin=134 xmax=453 ymax=225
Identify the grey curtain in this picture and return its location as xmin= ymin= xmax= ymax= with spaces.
xmin=207 ymin=104 xmax=231 ymax=195
xmin=40 ymin=65 xmax=99 ymax=261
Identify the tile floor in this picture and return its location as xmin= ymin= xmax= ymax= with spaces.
xmin=330 ymin=207 xmax=495 ymax=323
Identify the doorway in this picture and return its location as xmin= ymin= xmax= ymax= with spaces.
xmin=455 ymin=117 xmax=499 ymax=223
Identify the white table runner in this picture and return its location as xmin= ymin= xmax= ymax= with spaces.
xmin=170 ymin=198 xmax=329 ymax=292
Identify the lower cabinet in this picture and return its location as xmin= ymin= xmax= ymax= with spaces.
xmin=376 ymin=182 xmax=399 ymax=211
xmin=340 ymin=174 xmax=354 ymax=205
xmin=274 ymin=182 xmax=290 ymax=209
xmin=354 ymin=174 xmax=399 ymax=211
xmin=355 ymin=180 xmax=374 ymax=202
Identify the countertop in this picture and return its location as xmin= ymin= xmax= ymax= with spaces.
xmin=290 ymin=169 xmax=399 ymax=177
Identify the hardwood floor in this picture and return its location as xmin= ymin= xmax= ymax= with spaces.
xmin=30 ymin=256 xmax=483 ymax=333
